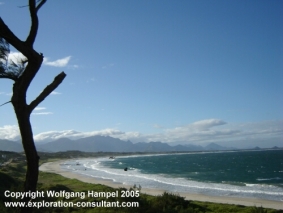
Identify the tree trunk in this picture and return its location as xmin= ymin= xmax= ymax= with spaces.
xmin=16 ymin=111 xmax=39 ymax=192
xmin=12 ymin=83 xmax=39 ymax=213
xmin=0 ymin=2 xmax=66 ymax=212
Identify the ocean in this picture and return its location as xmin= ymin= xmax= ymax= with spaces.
xmin=61 ymin=150 xmax=283 ymax=201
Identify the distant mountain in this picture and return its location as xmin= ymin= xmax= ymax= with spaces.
xmin=0 ymin=139 xmax=23 ymax=152
xmin=0 ymin=136 xmax=246 ymax=153
xmin=135 ymin=142 xmax=175 ymax=152
xmin=38 ymin=137 xmax=181 ymax=152
xmin=183 ymin=144 xmax=204 ymax=151
xmin=35 ymin=136 xmax=211 ymax=152
xmin=205 ymin=143 xmax=230 ymax=151
xmin=36 ymin=137 xmax=241 ymax=153
xmin=36 ymin=138 xmax=74 ymax=152
xmin=252 ymin=146 xmax=261 ymax=150
xmin=37 ymin=136 xmax=137 ymax=152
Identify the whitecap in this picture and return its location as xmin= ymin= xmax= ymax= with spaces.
xmin=61 ymin=157 xmax=283 ymax=202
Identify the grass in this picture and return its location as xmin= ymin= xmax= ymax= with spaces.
xmin=0 ymin=151 xmax=282 ymax=213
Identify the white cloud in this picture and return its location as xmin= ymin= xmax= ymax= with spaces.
xmin=0 ymin=2 xmax=4 ymax=6
xmin=32 ymin=107 xmax=52 ymax=115
xmin=32 ymin=112 xmax=53 ymax=115
xmin=102 ymin=63 xmax=114 ymax=69
xmin=5 ymin=52 xmax=71 ymax=68
xmin=192 ymin=119 xmax=226 ymax=129
xmin=34 ymin=107 xmax=46 ymax=111
xmin=1 ymin=119 xmax=282 ymax=148
xmin=0 ymin=125 xmax=20 ymax=141
xmin=87 ymin=78 xmax=95 ymax=83
xmin=153 ymin=124 xmax=164 ymax=129
xmin=34 ymin=129 xmax=127 ymax=142
xmin=0 ymin=93 xmax=11 ymax=98
xmin=43 ymin=56 xmax=71 ymax=67
xmin=160 ymin=119 xmax=233 ymax=142
xmin=51 ymin=91 xmax=61 ymax=95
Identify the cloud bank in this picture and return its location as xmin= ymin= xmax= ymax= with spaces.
xmin=0 ymin=125 xmax=20 ymax=141
xmin=1 ymin=119 xmax=282 ymax=148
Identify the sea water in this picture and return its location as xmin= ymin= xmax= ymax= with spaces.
xmin=61 ymin=150 xmax=283 ymax=201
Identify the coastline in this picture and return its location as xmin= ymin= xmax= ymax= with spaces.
xmin=39 ymin=160 xmax=283 ymax=210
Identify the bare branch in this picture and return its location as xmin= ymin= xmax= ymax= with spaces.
xmin=28 ymin=71 xmax=66 ymax=113
xmin=26 ymin=0 xmax=47 ymax=46
xmin=36 ymin=0 xmax=47 ymax=12
xmin=0 ymin=18 xmax=29 ymax=57
xmin=18 ymin=5 xmax=29 ymax=8
xmin=0 ymin=101 xmax=11 ymax=107
xmin=25 ymin=0 xmax=38 ymax=46
xmin=18 ymin=0 xmax=46 ymax=10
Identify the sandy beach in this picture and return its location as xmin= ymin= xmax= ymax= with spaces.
xmin=39 ymin=160 xmax=283 ymax=210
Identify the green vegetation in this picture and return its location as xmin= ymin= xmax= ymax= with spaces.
xmin=0 ymin=151 xmax=282 ymax=213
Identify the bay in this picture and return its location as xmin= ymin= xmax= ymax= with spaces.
xmin=61 ymin=150 xmax=283 ymax=201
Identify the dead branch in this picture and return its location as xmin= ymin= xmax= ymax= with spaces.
xmin=0 ymin=101 xmax=11 ymax=107
xmin=28 ymin=71 xmax=66 ymax=113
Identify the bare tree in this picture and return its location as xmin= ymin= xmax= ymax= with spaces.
xmin=0 ymin=0 xmax=66 ymax=211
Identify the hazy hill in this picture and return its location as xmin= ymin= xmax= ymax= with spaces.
xmin=36 ymin=137 xmax=236 ymax=152
xmin=0 ymin=139 xmax=23 ymax=152
xmin=37 ymin=136 xmax=136 ymax=152
xmin=134 ymin=142 xmax=182 ymax=152
xmin=183 ymin=144 xmax=204 ymax=151
xmin=205 ymin=143 xmax=228 ymax=151
xmin=0 ymin=136 xmax=240 ymax=153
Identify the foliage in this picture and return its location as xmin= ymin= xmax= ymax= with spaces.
xmin=0 ymin=37 xmax=27 ymax=80
xmin=250 ymin=206 xmax=269 ymax=213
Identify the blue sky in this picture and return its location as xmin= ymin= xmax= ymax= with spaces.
xmin=0 ymin=0 xmax=282 ymax=148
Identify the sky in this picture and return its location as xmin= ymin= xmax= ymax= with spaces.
xmin=0 ymin=0 xmax=282 ymax=148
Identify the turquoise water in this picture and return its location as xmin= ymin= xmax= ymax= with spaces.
xmin=62 ymin=150 xmax=283 ymax=201
xmin=103 ymin=150 xmax=283 ymax=186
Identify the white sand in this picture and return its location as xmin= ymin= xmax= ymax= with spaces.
xmin=39 ymin=160 xmax=283 ymax=210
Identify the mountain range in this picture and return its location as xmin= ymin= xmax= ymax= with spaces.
xmin=0 ymin=135 xmax=274 ymax=153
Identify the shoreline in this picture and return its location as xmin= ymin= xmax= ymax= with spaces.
xmin=39 ymin=160 xmax=283 ymax=210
